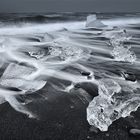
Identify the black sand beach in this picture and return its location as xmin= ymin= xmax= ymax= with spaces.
xmin=0 ymin=13 xmax=140 ymax=140
xmin=0 ymin=86 xmax=140 ymax=140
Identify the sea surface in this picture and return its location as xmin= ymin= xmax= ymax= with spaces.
xmin=0 ymin=13 xmax=140 ymax=133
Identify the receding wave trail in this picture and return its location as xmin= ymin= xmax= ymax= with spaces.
xmin=102 ymin=17 xmax=140 ymax=26
xmin=0 ymin=14 xmax=140 ymax=131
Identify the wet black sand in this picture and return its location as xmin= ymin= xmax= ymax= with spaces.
xmin=0 ymin=84 xmax=140 ymax=140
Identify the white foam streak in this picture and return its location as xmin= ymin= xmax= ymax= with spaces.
xmin=102 ymin=17 xmax=140 ymax=26
xmin=0 ymin=21 xmax=85 ymax=35
xmin=5 ymin=95 xmax=35 ymax=118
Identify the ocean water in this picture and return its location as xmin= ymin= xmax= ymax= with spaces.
xmin=0 ymin=13 xmax=140 ymax=131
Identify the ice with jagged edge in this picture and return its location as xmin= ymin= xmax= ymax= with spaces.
xmin=111 ymin=46 xmax=136 ymax=63
xmin=86 ymin=14 xmax=106 ymax=28
xmin=28 ymin=37 xmax=84 ymax=61
xmin=49 ymin=38 xmax=84 ymax=61
xmin=87 ymin=78 xmax=140 ymax=131
xmin=49 ymin=45 xmax=83 ymax=61
xmin=109 ymin=29 xmax=136 ymax=63
xmin=0 ymin=63 xmax=46 ymax=92
xmin=0 ymin=63 xmax=46 ymax=118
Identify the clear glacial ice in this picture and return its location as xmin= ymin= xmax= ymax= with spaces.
xmin=86 ymin=15 xmax=106 ymax=28
xmin=87 ymin=78 xmax=140 ymax=131
xmin=109 ymin=30 xmax=136 ymax=63
xmin=0 ymin=13 xmax=140 ymax=131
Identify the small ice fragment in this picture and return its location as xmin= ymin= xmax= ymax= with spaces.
xmin=28 ymin=51 xmax=44 ymax=59
xmin=70 ymin=105 xmax=74 ymax=109
xmin=129 ymin=129 xmax=140 ymax=135
xmin=89 ymin=126 xmax=99 ymax=133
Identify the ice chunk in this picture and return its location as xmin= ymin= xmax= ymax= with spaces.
xmin=0 ymin=63 xmax=46 ymax=92
xmin=109 ymin=29 xmax=136 ymax=63
xmin=98 ymin=79 xmax=121 ymax=98
xmin=87 ymin=78 xmax=140 ymax=131
xmin=129 ymin=129 xmax=140 ymax=135
xmin=49 ymin=43 xmax=83 ymax=61
xmin=111 ymin=46 xmax=136 ymax=63
xmin=28 ymin=49 xmax=48 ymax=60
xmin=86 ymin=15 xmax=106 ymax=28
xmin=86 ymin=15 xmax=97 ymax=25
xmin=87 ymin=79 xmax=121 ymax=131
xmin=0 ymin=63 xmax=46 ymax=117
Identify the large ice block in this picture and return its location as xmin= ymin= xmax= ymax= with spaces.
xmin=87 ymin=78 xmax=140 ymax=131
xmin=86 ymin=15 xmax=106 ymax=28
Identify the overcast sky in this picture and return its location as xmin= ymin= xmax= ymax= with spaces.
xmin=0 ymin=0 xmax=139 ymax=13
